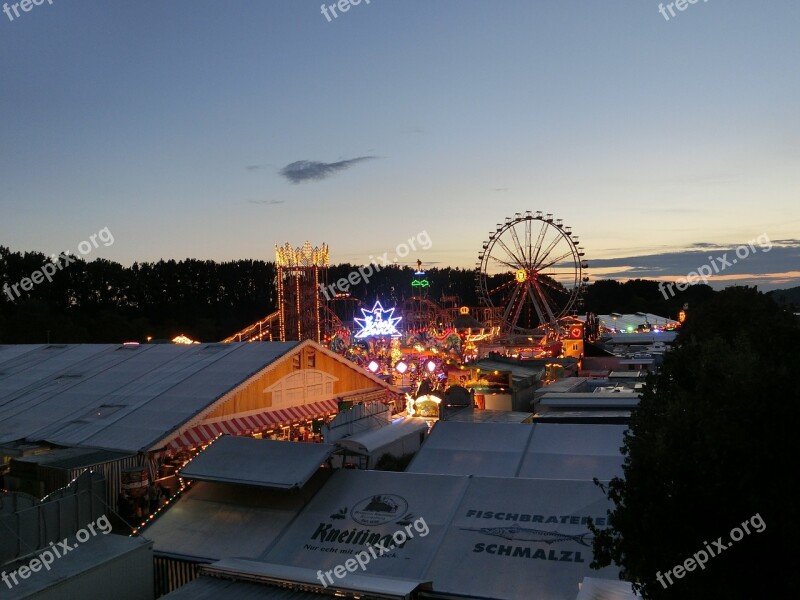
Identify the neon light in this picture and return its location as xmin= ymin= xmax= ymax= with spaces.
xmin=411 ymin=279 xmax=430 ymax=287
xmin=354 ymin=301 xmax=402 ymax=338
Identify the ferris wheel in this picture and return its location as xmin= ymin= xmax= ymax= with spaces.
xmin=476 ymin=211 xmax=588 ymax=335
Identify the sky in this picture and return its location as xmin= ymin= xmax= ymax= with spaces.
xmin=1 ymin=0 xmax=799 ymax=290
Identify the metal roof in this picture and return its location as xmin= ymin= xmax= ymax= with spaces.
xmin=0 ymin=342 xmax=300 ymax=452
xmin=179 ymin=435 xmax=335 ymax=489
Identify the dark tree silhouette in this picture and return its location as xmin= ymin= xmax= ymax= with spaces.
xmin=590 ymin=287 xmax=800 ymax=599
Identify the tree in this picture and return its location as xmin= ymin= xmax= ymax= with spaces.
xmin=590 ymin=287 xmax=800 ymax=599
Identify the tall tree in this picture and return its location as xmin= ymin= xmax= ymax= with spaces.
xmin=590 ymin=287 xmax=800 ymax=598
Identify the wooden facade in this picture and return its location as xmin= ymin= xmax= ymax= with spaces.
xmin=200 ymin=340 xmax=398 ymax=424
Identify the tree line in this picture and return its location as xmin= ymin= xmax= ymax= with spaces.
xmin=0 ymin=245 xmax=779 ymax=343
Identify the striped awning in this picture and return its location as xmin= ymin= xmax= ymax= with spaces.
xmin=167 ymin=398 xmax=339 ymax=450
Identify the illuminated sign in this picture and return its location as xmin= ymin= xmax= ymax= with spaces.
xmin=515 ymin=270 xmax=527 ymax=283
xmin=354 ymin=301 xmax=402 ymax=338
xmin=411 ymin=279 xmax=430 ymax=287
xmin=459 ymin=307 xmax=470 ymax=315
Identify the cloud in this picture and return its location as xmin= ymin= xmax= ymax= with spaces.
xmin=279 ymin=156 xmax=376 ymax=183
xmin=245 ymin=164 xmax=271 ymax=171
xmin=246 ymin=199 xmax=284 ymax=205
xmin=587 ymin=240 xmax=800 ymax=289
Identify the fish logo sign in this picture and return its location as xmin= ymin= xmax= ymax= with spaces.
xmin=462 ymin=524 xmax=593 ymax=547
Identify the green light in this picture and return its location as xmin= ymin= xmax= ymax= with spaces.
xmin=412 ymin=280 xmax=430 ymax=287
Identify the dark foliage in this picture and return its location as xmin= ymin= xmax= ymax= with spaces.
xmin=590 ymin=287 xmax=800 ymax=598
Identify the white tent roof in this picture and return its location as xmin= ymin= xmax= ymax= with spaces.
xmin=0 ymin=342 xmax=300 ymax=452
xmin=179 ymin=435 xmax=335 ymax=489
xmin=406 ymin=421 xmax=533 ymax=477
xmin=576 ymin=577 xmax=639 ymax=599
xmin=259 ymin=470 xmax=618 ymax=600
xmin=517 ymin=424 xmax=627 ymax=480
xmin=145 ymin=480 xmax=317 ymax=561
xmin=408 ymin=421 xmax=626 ymax=481
xmin=335 ymin=417 xmax=428 ymax=455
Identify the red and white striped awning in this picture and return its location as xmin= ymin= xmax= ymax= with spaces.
xmin=167 ymin=398 xmax=339 ymax=450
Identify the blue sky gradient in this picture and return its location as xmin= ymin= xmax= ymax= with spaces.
xmin=1 ymin=1 xmax=798 ymax=288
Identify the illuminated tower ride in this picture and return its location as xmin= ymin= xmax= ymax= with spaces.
xmin=276 ymin=241 xmax=329 ymax=343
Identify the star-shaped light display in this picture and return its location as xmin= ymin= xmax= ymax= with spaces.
xmin=354 ymin=301 xmax=402 ymax=338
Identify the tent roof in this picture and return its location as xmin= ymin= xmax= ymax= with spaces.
xmin=261 ymin=470 xmax=618 ymax=600
xmin=575 ymin=577 xmax=638 ymax=599
xmin=0 ymin=342 xmax=299 ymax=452
xmin=0 ymin=340 xmax=398 ymax=453
xmin=408 ymin=421 xmax=626 ymax=480
xmin=145 ymin=480 xmax=321 ymax=561
xmin=161 ymin=577 xmax=323 ymax=600
xmin=335 ymin=417 xmax=428 ymax=455
xmin=406 ymin=421 xmax=534 ymax=477
xmin=179 ymin=435 xmax=335 ymax=489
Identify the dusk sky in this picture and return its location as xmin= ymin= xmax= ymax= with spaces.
xmin=1 ymin=1 xmax=798 ymax=290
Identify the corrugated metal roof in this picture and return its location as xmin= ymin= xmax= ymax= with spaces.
xmin=179 ymin=436 xmax=335 ymax=489
xmin=0 ymin=342 xmax=300 ymax=453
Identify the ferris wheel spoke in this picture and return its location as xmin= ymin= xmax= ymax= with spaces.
xmin=532 ymin=234 xmax=563 ymax=271
xmin=524 ymin=283 xmax=548 ymax=326
xmin=488 ymin=255 xmax=519 ymax=271
xmin=501 ymin=284 xmax=525 ymax=325
xmin=536 ymin=275 xmax=568 ymax=297
xmin=535 ymin=248 xmax=575 ymax=272
xmin=495 ymin=236 xmax=526 ymax=269
xmin=525 ymin=218 xmax=532 ymax=266
xmin=531 ymin=219 xmax=549 ymax=265
xmin=508 ymin=225 xmax=528 ymax=269
xmin=488 ymin=279 xmax=516 ymax=296
xmin=531 ymin=280 xmax=558 ymax=324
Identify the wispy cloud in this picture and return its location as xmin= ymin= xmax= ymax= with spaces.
xmin=246 ymin=199 xmax=284 ymax=205
xmin=589 ymin=240 xmax=800 ymax=290
xmin=279 ymin=156 xmax=376 ymax=183
xmin=245 ymin=164 xmax=271 ymax=171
